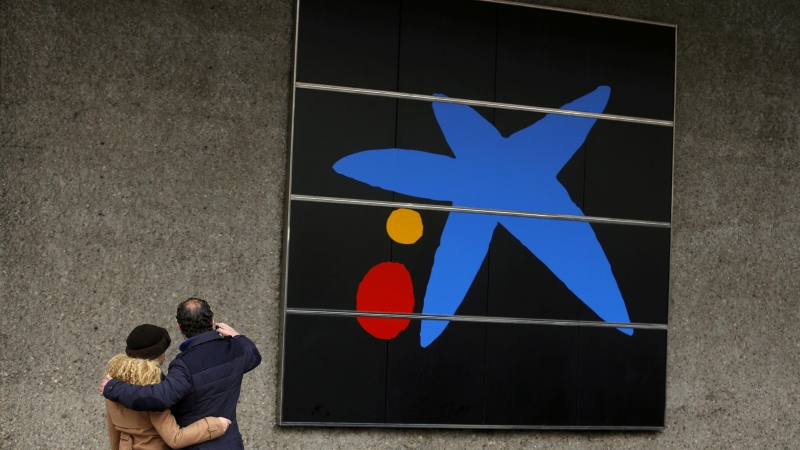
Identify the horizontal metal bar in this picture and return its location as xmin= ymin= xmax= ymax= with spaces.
xmin=291 ymin=194 xmax=671 ymax=228
xmin=285 ymin=308 xmax=668 ymax=331
xmin=279 ymin=420 xmax=663 ymax=431
xmin=475 ymin=0 xmax=677 ymax=28
xmin=295 ymin=82 xmax=674 ymax=127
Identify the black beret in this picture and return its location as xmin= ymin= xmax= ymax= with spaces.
xmin=126 ymin=324 xmax=171 ymax=360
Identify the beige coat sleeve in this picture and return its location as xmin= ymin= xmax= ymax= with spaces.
xmin=106 ymin=405 xmax=121 ymax=450
xmin=148 ymin=410 xmax=225 ymax=449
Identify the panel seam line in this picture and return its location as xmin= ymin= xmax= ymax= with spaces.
xmin=291 ymin=194 xmax=671 ymax=228
xmin=295 ymin=82 xmax=674 ymax=126
xmin=285 ymin=308 xmax=668 ymax=330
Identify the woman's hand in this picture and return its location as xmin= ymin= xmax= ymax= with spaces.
xmin=216 ymin=417 xmax=231 ymax=433
xmin=215 ymin=323 xmax=240 ymax=337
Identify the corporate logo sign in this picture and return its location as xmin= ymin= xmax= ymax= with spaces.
xmin=280 ymin=0 xmax=675 ymax=429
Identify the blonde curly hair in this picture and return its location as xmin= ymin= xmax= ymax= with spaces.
xmin=106 ymin=354 xmax=163 ymax=386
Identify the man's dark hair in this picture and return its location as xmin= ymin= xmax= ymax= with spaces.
xmin=176 ymin=298 xmax=214 ymax=338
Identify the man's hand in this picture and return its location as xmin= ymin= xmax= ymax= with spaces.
xmin=215 ymin=323 xmax=239 ymax=337
xmin=216 ymin=417 xmax=231 ymax=433
xmin=98 ymin=374 xmax=112 ymax=396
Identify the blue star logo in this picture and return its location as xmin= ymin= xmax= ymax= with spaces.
xmin=334 ymin=86 xmax=632 ymax=347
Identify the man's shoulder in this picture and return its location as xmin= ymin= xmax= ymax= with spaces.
xmin=233 ymin=334 xmax=257 ymax=346
xmin=177 ymin=335 xmax=246 ymax=372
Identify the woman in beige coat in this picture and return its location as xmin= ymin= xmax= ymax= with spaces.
xmin=104 ymin=324 xmax=231 ymax=450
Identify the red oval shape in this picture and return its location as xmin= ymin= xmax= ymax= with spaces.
xmin=356 ymin=262 xmax=415 ymax=339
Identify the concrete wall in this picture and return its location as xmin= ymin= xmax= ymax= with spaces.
xmin=1 ymin=0 xmax=799 ymax=448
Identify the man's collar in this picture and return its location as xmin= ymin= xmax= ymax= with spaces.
xmin=178 ymin=330 xmax=221 ymax=352
xmin=178 ymin=336 xmax=195 ymax=352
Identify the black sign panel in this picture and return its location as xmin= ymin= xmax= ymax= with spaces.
xmin=282 ymin=0 xmax=675 ymax=429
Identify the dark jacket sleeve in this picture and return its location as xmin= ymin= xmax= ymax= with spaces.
xmin=103 ymin=359 xmax=192 ymax=411
xmin=234 ymin=335 xmax=261 ymax=373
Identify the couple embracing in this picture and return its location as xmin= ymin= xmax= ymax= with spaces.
xmin=99 ymin=298 xmax=261 ymax=449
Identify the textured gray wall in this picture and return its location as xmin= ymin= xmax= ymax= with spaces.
xmin=1 ymin=0 xmax=799 ymax=448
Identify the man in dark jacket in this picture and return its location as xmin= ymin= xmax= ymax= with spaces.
xmin=100 ymin=298 xmax=261 ymax=449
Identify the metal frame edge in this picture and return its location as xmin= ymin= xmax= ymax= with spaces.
xmin=474 ymin=0 xmax=676 ymax=28
xmin=280 ymin=421 xmax=664 ymax=431
xmin=277 ymin=0 xmax=302 ymax=427
xmin=662 ymin=21 xmax=679 ymax=431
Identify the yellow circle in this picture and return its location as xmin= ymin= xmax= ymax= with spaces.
xmin=386 ymin=208 xmax=423 ymax=244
